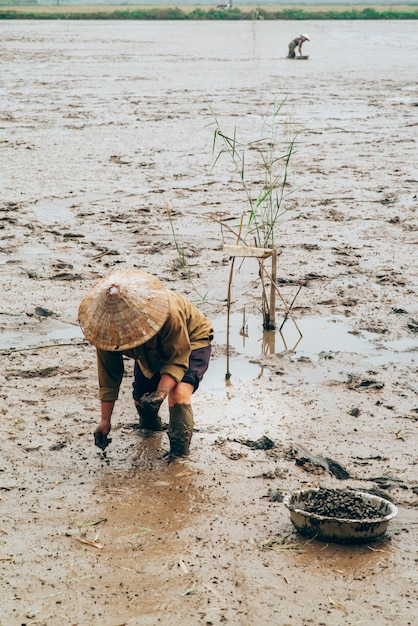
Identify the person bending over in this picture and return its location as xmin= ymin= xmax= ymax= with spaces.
xmin=287 ymin=33 xmax=310 ymax=59
xmin=78 ymin=269 xmax=213 ymax=458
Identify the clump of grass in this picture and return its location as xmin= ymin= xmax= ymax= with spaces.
xmin=166 ymin=202 xmax=187 ymax=272
xmin=208 ymin=99 xmax=299 ymax=249
xmin=165 ymin=201 xmax=208 ymax=304
xmin=208 ymin=100 xmax=303 ymax=333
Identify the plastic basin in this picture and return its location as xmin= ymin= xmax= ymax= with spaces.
xmin=283 ymin=488 xmax=398 ymax=543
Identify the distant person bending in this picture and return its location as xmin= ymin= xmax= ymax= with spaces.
xmin=287 ymin=34 xmax=310 ymax=59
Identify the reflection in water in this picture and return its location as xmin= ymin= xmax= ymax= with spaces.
xmin=0 ymin=321 xmax=84 ymax=351
xmin=215 ymin=312 xmax=418 ymax=360
xmin=204 ymin=312 xmax=417 ymax=391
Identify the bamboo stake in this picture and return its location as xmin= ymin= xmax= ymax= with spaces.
xmin=258 ymin=261 xmax=302 ymax=337
xmin=279 ymin=285 xmax=303 ymax=332
xmin=226 ymin=257 xmax=234 ymax=381
xmin=1 ymin=340 xmax=87 ymax=355
xmin=268 ymin=249 xmax=277 ymax=330
xmin=215 ymin=217 xmax=302 ymax=337
xmin=225 ymin=217 xmax=244 ymax=381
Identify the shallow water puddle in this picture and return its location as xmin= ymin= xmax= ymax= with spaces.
xmin=2 ymin=311 xmax=415 ymax=375
xmin=0 ymin=244 xmax=53 ymax=265
xmin=30 ymin=197 xmax=77 ymax=224
xmin=202 ymin=313 xmax=417 ymax=392
xmin=1 ymin=319 xmax=83 ymax=350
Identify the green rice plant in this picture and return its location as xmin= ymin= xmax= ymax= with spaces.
xmin=166 ymin=202 xmax=187 ymax=272
xmin=165 ymin=202 xmax=208 ymax=305
xmin=208 ymin=100 xmax=303 ymax=334
xmin=208 ymin=98 xmax=299 ymax=249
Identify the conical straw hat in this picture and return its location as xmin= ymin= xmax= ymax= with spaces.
xmin=78 ymin=269 xmax=170 ymax=351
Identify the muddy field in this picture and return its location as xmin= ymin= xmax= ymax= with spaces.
xmin=1 ymin=19 xmax=417 ymax=626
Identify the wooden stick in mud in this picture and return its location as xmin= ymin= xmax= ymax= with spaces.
xmin=226 ymin=257 xmax=234 ymax=381
xmin=279 ymin=284 xmax=303 ymax=332
xmin=257 ymin=261 xmax=302 ymax=337
xmin=217 ymin=218 xmax=302 ymax=336
xmin=268 ymin=249 xmax=277 ymax=330
xmin=225 ymin=217 xmax=245 ymax=381
xmin=1 ymin=340 xmax=87 ymax=354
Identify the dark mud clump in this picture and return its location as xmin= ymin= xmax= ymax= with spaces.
xmin=299 ymin=489 xmax=383 ymax=520
xmin=234 ymin=435 xmax=276 ymax=450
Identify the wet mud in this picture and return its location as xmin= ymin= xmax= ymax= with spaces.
xmin=1 ymin=19 xmax=417 ymax=626
xmin=294 ymin=488 xmax=384 ymax=520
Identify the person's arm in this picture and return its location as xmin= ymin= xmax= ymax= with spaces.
xmin=94 ymin=400 xmax=114 ymax=450
xmin=158 ymin=373 xmax=176 ymax=395
xmin=137 ymin=373 xmax=175 ymax=416
xmin=298 ymin=40 xmax=303 ymax=55
xmin=94 ymin=349 xmax=124 ymax=449
xmin=158 ymin=315 xmax=191 ymax=383
xmin=96 ymin=349 xmax=124 ymax=401
xmin=99 ymin=401 xmax=114 ymax=434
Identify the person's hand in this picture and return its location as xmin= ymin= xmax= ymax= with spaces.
xmin=138 ymin=389 xmax=168 ymax=414
xmin=94 ymin=422 xmax=112 ymax=450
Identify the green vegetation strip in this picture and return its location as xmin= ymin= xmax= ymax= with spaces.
xmin=1 ymin=6 xmax=418 ymax=20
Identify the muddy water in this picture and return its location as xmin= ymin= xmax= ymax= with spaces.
xmin=202 ymin=312 xmax=417 ymax=393
xmin=1 ymin=19 xmax=418 ymax=626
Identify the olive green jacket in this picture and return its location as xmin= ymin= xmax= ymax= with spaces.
xmin=96 ymin=291 xmax=213 ymax=401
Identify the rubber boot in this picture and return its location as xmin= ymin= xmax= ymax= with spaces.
xmin=135 ymin=403 xmax=163 ymax=431
xmin=168 ymin=403 xmax=194 ymax=457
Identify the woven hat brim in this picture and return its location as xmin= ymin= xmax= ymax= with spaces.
xmin=78 ymin=269 xmax=170 ymax=351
